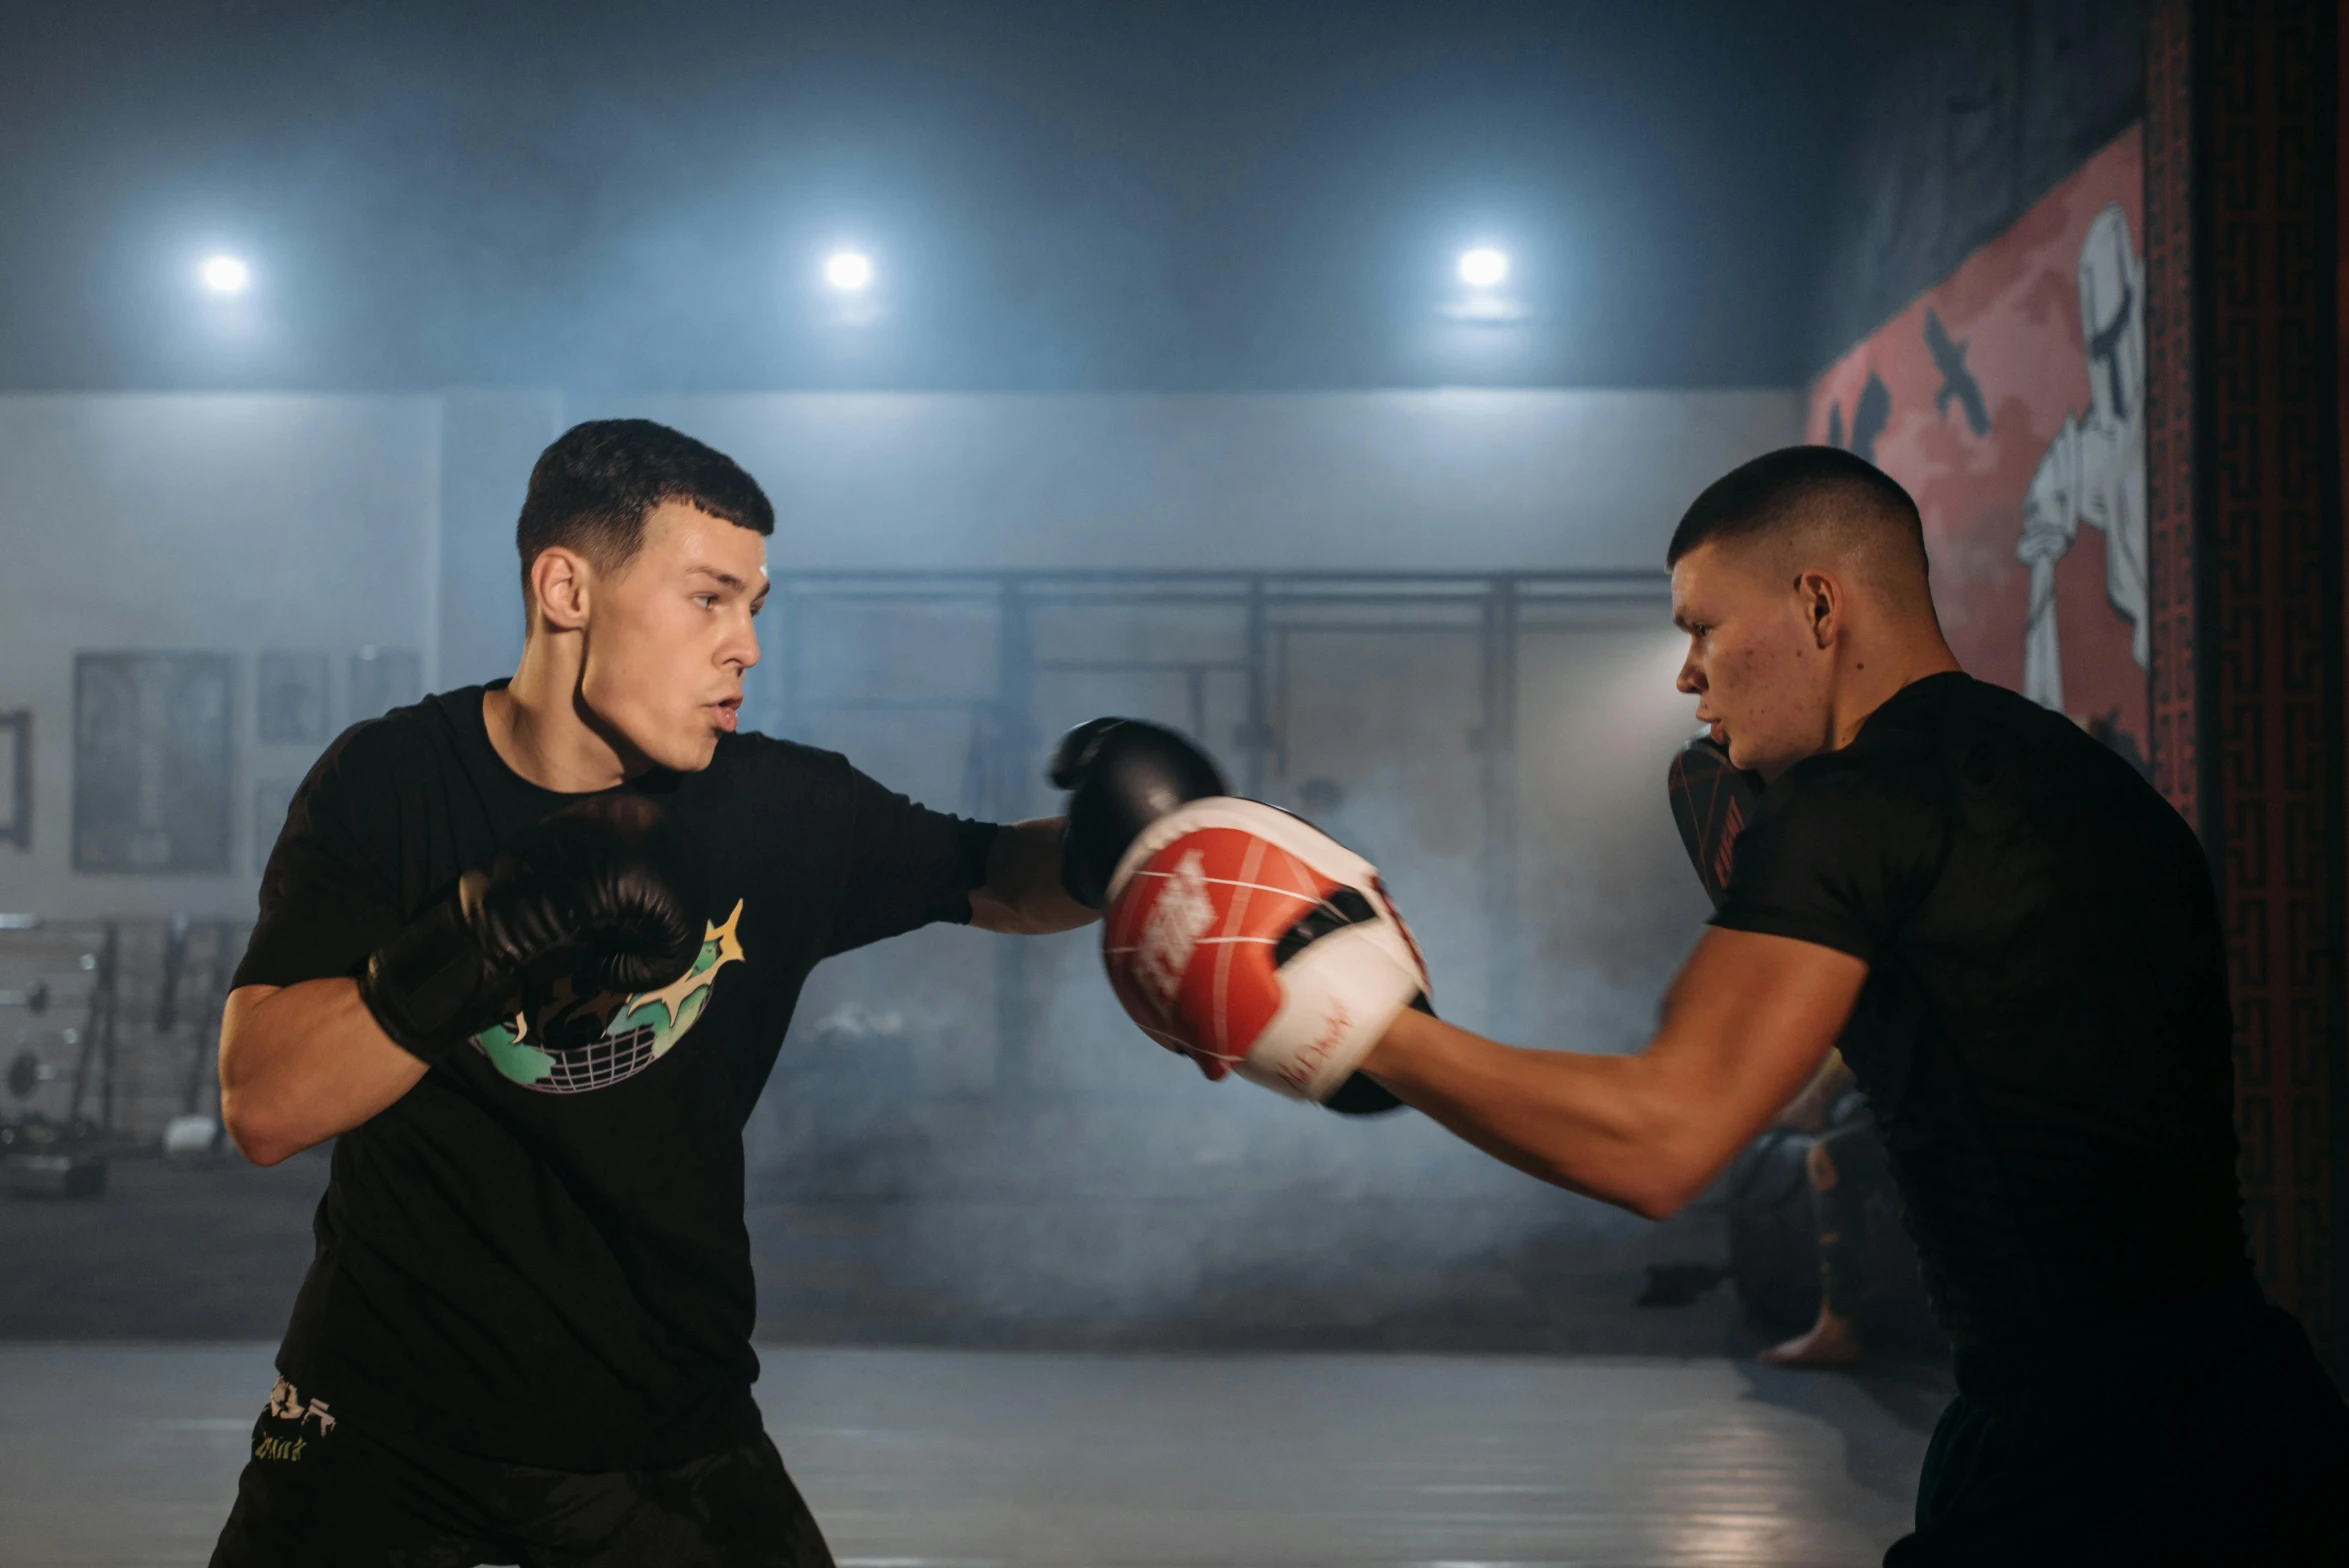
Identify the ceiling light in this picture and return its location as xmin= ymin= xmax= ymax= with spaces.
xmin=824 ymin=251 xmax=874 ymax=293
xmin=199 ymin=255 xmax=251 ymax=295
xmin=1457 ymin=248 xmax=1509 ymax=289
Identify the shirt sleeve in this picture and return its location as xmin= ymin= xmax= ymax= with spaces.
xmin=825 ymin=762 xmax=1001 ymax=957
xmin=232 ymin=729 xmax=406 ymax=990
xmin=1709 ymin=754 xmax=1945 ymax=964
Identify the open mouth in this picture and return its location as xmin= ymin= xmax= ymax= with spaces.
xmin=707 ymin=698 xmax=742 ymax=733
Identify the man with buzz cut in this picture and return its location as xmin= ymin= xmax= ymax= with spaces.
xmin=1094 ymin=446 xmax=2349 ymax=1565
xmin=209 ymin=418 xmax=1106 ymax=1566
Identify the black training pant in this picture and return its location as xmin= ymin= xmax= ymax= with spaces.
xmin=209 ymin=1400 xmax=834 ymax=1568
xmin=1885 ymin=1276 xmax=2349 ymax=1567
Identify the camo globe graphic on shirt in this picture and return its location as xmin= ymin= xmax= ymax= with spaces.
xmin=470 ymin=900 xmax=746 ymax=1093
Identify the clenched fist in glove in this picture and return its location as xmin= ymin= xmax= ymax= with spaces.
xmin=358 ymin=794 xmax=708 ymax=1064
xmin=1099 ymin=796 xmax=1428 ymax=1104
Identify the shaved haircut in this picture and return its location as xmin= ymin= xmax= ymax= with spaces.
xmin=1667 ymin=446 xmax=1932 ymax=608
xmin=516 ymin=419 xmax=773 ymax=607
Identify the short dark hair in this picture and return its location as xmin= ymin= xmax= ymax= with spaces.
xmin=1666 ymin=445 xmax=1924 ymax=574
xmin=516 ymin=419 xmax=774 ymax=605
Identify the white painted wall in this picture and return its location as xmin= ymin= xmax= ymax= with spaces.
xmin=0 ymin=387 xmax=1798 ymax=919
xmin=0 ymin=395 xmax=441 ymax=918
xmin=590 ymin=389 xmax=1802 ymax=570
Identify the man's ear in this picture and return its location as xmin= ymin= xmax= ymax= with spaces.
xmin=529 ymin=548 xmax=594 ymax=633
xmin=1797 ymin=569 xmax=1842 ymax=651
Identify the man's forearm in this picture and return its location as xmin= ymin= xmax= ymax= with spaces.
xmin=218 ymin=980 xmax=428 ymax=1166
xmin=1361 ymin=929 xmax=1859 ymax=1220
xmin=1363 ymin=1010 xmax=1699 ymax=1217
xmin=970 ymin=817 xmax=1097 ymax=934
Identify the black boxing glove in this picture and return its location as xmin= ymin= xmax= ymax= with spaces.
xmin=1049 ymin=717 xmax=1230 ymax=910
xmin=1666 ymin=735 xmax=1763 ymax=911
xmin=357 ymin=794 xmax=708 ymax=1064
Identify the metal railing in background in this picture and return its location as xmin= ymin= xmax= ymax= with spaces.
xmin=762 ymin=567 xmax=1674 ymax=1071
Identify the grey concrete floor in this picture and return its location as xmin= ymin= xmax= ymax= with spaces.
xmin=0 ymin=1143 xmax=1767 ymax=1356
xmin=0 ymin=1343 xmax=1941 ymax=1568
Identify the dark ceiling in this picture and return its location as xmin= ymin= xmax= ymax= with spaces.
xmin=0 ymin=1 xmax=1873 ymax=393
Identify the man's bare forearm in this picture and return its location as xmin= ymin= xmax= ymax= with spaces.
xmin=970 ymin=817 xmax=1097 ymax=934
xmin=1363 ymin=1011 xmax=1697 ymax=1217
xmin=1362 ymin=929 xmax=1862 ymax=1220
xmin=218 ymin=980 xmax=428 ymax=1166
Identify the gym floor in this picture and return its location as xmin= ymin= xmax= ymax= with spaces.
xmin=5 ymin=1344 xmax=1946 ymax=1568
xmin=2 ymin=1151 xmax=1953 ymax=1566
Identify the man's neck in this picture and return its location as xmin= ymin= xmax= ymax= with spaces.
xmin=1827 ymin=635 xmax=1963 ymax=752
xmin=483 ymin=638 xmax=638 ymax=794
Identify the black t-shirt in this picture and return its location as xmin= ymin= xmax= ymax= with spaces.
xmin=1715 ymin=673 xmax=2247 ymax=1346
xmin=236 ymin=684 xmax=996 ymax=1468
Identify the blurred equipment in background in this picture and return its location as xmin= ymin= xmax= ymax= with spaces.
xmin=0 ymin=913 xmax=243 ymax=1195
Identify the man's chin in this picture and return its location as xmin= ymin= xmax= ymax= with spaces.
xmin=637 ymin=732 xmax=722 ymax=775
xmin=1719 ymin=734 xmax=1779 ymax=779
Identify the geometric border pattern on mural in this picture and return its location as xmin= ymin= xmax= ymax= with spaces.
xmin=2191 ymin=0 xmax=2344 ymax=1372
xmin=2145 ymin=0 xmax=2200 ymax=826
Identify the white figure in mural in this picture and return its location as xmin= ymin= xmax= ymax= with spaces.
xmin=2017 ymin=202 xmax=2147 ymax=714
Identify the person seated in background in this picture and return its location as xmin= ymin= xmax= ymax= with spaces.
xmin=1756 ymin=1049 xmax=1890 ymax=1367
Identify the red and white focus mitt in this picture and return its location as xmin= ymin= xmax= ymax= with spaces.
xmin=1100 ymin=797 xmax=1428 ymax=1103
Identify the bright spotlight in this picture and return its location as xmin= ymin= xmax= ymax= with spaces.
xmin=824 ymin=251 xmax=874 ymax=292
xmin=1457 ymin=248 xmax=1509 ymax=289
xmin=199 ymin=254 xmax=251 ymax=296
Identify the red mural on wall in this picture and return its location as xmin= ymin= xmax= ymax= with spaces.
xmin=1809 ymin=128 xmax=2148 ymax=767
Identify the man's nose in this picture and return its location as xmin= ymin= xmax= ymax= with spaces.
xmin=726 ymin=612 xmax=760 ymax=672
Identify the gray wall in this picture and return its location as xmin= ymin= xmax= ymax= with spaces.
xmin=436 ymin=390 xmax=564 ymax=690
xmin=0 ymin=386 xmax=1796 ymax=918
xmin=596 ymin=389 xmax=1800 ymax=570
xmin=0 ymin=394 xmax=441 ymax=919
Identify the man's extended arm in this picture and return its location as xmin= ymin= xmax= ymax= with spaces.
xmin=1360 ymin=927 xmax=1866 ymax=1219
xmin=969 ymin=817 xmax=1097 ymax=935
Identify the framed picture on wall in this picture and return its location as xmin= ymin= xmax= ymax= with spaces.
xmin=72 ymin=653 xmax=234 ymax=873
xmin=257 ymin=650 xmax=331 ymax=743
xmin=0 ymin=709 xmax=28 ymax=850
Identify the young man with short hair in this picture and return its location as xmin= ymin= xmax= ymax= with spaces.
xmin=1106 ymin=447 xmax=2349 ymax=1564
xmin=211 ymin=419 xmax=1092 ymax=1566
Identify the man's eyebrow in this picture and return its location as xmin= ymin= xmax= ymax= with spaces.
xmin=686 ymin=565 xmax=751 ymax=592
